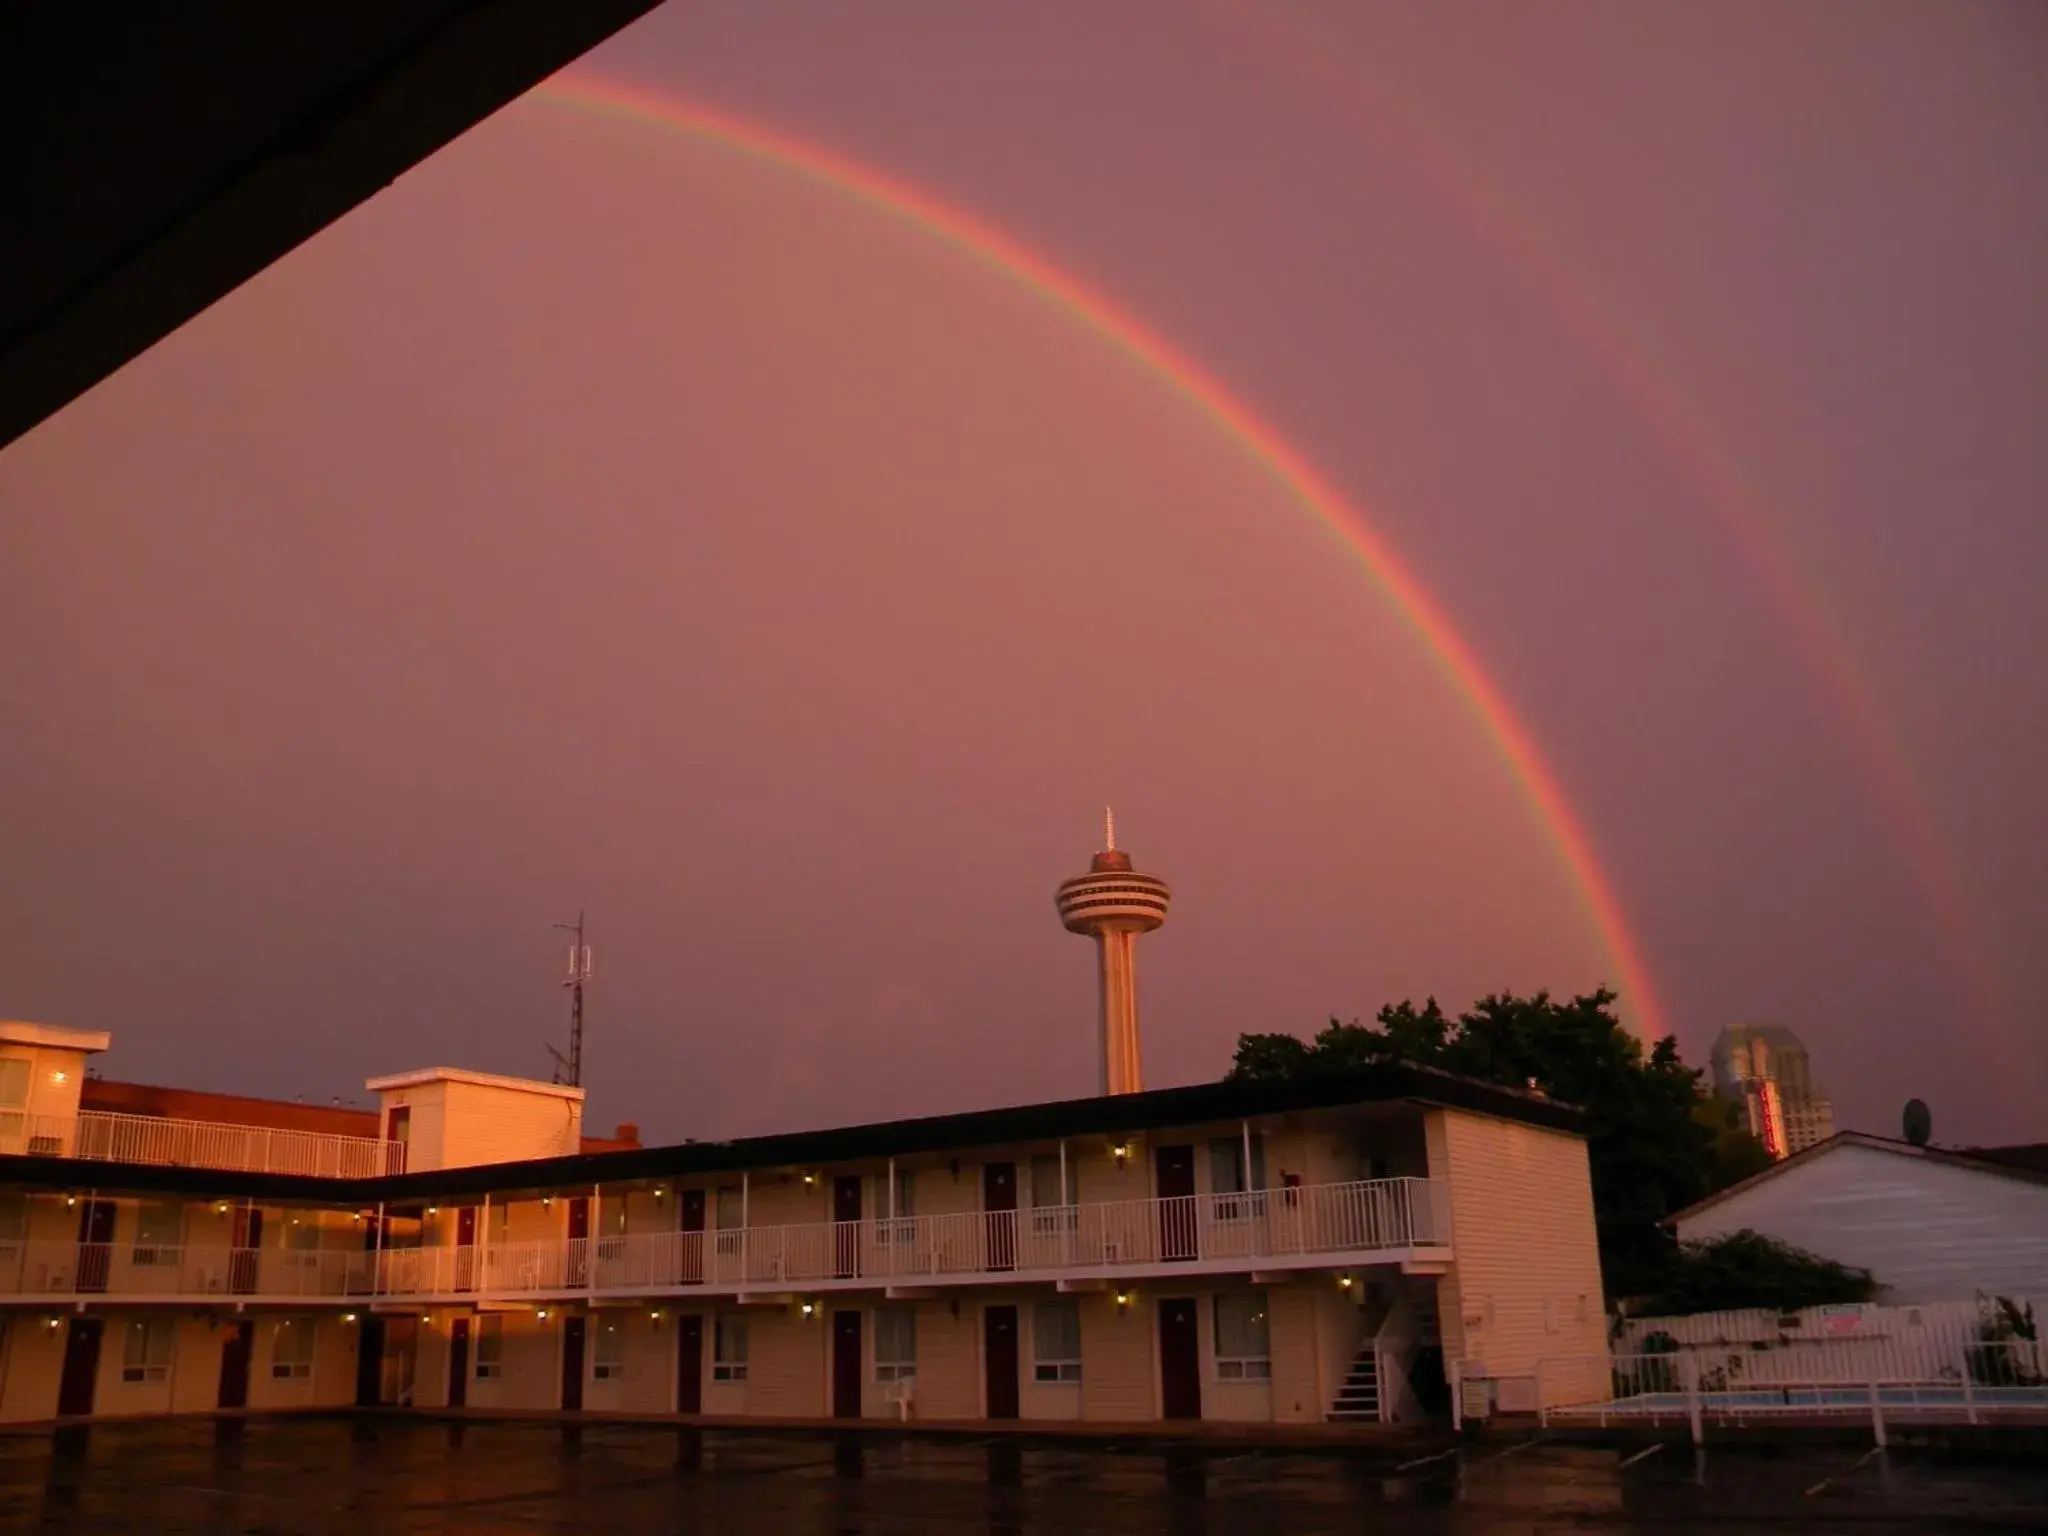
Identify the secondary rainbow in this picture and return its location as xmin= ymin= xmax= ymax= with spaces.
xmin=1207 ymin=2 xmax=2008 ymax=1035
xmin=534 ymin=71 xmax=1670 ymax=1042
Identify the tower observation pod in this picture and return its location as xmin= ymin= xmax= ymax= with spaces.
xmin=1055 ymin=810 xmax=1171 ymax=1096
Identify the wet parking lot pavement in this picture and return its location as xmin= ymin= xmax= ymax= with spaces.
xmin=1 ymin=1417 xmax=2045 ymax=1533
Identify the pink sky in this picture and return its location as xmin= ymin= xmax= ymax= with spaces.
xmin=1 ymin=3 xmax=2043 ymax=1142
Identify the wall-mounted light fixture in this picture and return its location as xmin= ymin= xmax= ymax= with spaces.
xmin=537 ymin=1309 xmax=550 ymax=1321
xmin=1111 ymin=1142 xmax=1130 ymax=1168
xmin=343 ymin=1313 xmax=358 ymax=1325
xmin=542 ymin=1195 xmax=554 ymax=1208
xmin=1337 ymin=1274 xmax=1353 ymax=1291
xmin=800 ymin=1301 xmax=816 ymax=1319
xmin=426 ymin=1206 xmax=438 ymax=1216
xmin=216 ymin=1202 xmax=229 ymax=1215
xmin=1114 ymin=1291 xmax=1131 ymax=1312
xmin=802 ymin=1172 xmax=817 ymax=1188
xmin=45 ymin=1317 xmax=61 ymax=1331
xmin=64 ymin=1195 xmax=77 ymax=1208
xmin=50 ymin=1069 xmax=68 ymax=1085
xmin=654 ymin=1186 xmax=667 ymax=1200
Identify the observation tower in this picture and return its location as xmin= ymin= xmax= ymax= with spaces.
xmin=1055 ymin=810 xmax=1171 ymax=1096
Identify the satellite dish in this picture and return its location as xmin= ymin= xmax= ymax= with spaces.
xmin=1902 ymin=1099 xmax=1932 ymax=1147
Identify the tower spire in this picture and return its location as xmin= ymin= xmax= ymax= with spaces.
xmin=1104 ymin=805 xmax=1116 ymax=853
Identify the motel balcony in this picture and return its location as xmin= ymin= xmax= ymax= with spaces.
xmin=0 ymin=1110 xmax=406 ymax=1179
xmin=0 ymin=1176 xmax=1450 ymax=1306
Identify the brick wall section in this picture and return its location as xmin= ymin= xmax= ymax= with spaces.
xmin=1431 ymin=1108 xmax=1608 ymax=1405
xmin=79 ymin=1079 xmax=379 ymax=1137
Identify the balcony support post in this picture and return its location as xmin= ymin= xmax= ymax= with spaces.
xmin=373 ymin=1200 xmax=386 ymax=1295
xmin=589 ymin=1183 xmax=600 ymax=1300
xmin=480 ymin=1190 xmax=491 ymax=1297
xmin=1059 ymin=1140 xmax=1070 ymax=1266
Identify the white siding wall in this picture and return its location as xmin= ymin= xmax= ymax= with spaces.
xmin=441 ymin=1083 xmax=582 ymax=1168
xmin=1676 ymin=1143 xmax=2048 ymax=1304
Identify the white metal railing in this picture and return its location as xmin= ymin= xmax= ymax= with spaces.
xmin=1533 ymin=1337 xmax=2048 ymax=1445
xmin=363 ymin=1176 xmax=1448 ymax=1301
xmin=0 ymin=1240 xmax=372 ymax=1299
xmin=0 ymin=1176 xmax=1446 ymax=1303
xmin=0 ymin=1110 xmax=404 ymax=1177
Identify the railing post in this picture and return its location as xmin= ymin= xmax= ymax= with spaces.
xmin=1867 ymin=1374 xmax=1886 ymax=1448
xmin=1684 ymin=1350 xmax=1704 ymax=1447
xmin=1961 ymin=1351 xmax=1978 ymax=1425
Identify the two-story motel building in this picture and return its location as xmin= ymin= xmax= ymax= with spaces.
xmin=0 ymin=1019 xmax=1609 ymax=1429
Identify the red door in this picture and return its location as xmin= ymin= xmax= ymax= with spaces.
xmin=984 ymin=1305 xmax=1020 ymax=1420
xmin=218 ymin=1319 xmax=254 ymax=1409
xmin=447 ymin=1317 xmax=470 ymax=1408
xmin=57 ymin=1317 xmax=103 ymax=1416
xmin=676 ymin=1315 xmax=704 ymax=1414
xmin=566 ymin=1198 xmax=590 ymax=1286
xmin=75 ymin=1199 xmax=116 ymax=1293
xmin=679 ymin=1190 xmax=706 ymax=1285
xmin=982 ymin=1163 xmax=1017 ymax=1272
xmin=1155 ymin=1146 xmax=1197 ymax=1261
xmin=1158 ymin=1298 xmax=1202 ymax=1419
xmin=562 ymin=1317 xmax=586 ymax=1411
xmin=832 ymin=1176 xmax=862 ymax=1279
xmin=383 ymin=1105 xmax=411 ymax=1172
xmin=230 ymin=1206 xmax=264 ymax=1294
xmin=353 ymin=1315 xmax=385 ymax=1408
xmin=831 ymin=1311 xmax=862 ymax=1419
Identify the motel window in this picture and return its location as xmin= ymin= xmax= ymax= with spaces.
xmin=1029 ymin=1155 xmax=1079 ymax=1237
xmin=874 ymin=1305 xmax=916 ymax=1383
xmin=284 ymin=1216 xmax=322 ymax=1266
xmin=712 ymin=1314 xmax=749 ymax=1381
xmin=873 ymin=1170 xmax=916 ymax=1242
xmin=270 ymin=1318 xmax=316 ymax=1380
xmin=121 ymin=1317 xmax=174 ymax=1383
xmin=1032 ymin=1300 xmax=1082 ymax=1383
xmin=0 ymin=1193 xmax=25 ymax=1244
xmin=594 ymin=1319 xmax=626 ymax=1380
xmin=1208 ymin=1136 xmax=1268 ymax=1195
xmin=714 ymin=1188 xmax=744 ymax=1230
xmin=0 ymin=1057 xmax=28 ymax=1145
xmin=1213 ymin=1294 xmax=1271 ymax=1381
xmin=132 ymin=1199 xmax=183 ymax=1264
xmin=474 ymin=1316 xmax=504 ymax=1380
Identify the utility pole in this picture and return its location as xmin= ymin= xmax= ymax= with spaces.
xmin=545 ymin=912 xmax=592 ymax=1087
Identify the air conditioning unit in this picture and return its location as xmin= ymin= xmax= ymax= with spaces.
xmin=1460 ymin=1376 xmax=1494 ymax=1422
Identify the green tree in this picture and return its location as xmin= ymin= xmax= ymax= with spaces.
xmin=1228 ymin=989 xmax=1763 ymax=1298
xmin=1646 ymin=1230 xmax=1875 ymax=1314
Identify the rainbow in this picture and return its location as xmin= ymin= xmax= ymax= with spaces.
xmin=1205 ymin=2 xmax=2009 ymax=1033
xmin=532 ymin=71 xmax=1671 ymax=1042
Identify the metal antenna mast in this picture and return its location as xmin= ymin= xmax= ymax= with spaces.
xmin=545 ymin=912 xmax=592 ymax=1087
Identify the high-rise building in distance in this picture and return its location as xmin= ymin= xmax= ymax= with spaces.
xmin=1710 ymin=1023 xmax=1835 ymax=1158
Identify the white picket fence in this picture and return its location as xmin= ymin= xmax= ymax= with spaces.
xmin=1614 ymin=1298 xmax=2033 ymax=1384
xmin=1534 ymin=1296 xmax=2047 ymax=1445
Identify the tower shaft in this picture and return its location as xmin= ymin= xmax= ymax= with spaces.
xmin=1096 ymin=928 xmax=1144 ymax=1095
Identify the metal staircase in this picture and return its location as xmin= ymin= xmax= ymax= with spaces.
xmin=1328 ymin=1345 xmax=1382 ymax=1422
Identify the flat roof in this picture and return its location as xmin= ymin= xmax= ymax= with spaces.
xmin=365 ymin=1067 xmax=585 ymax=1101
xmin=0 ymin=1021 xmax=111 ymax=1053
xmin=0 ymin=1061 xmax=1583 ymax=1203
